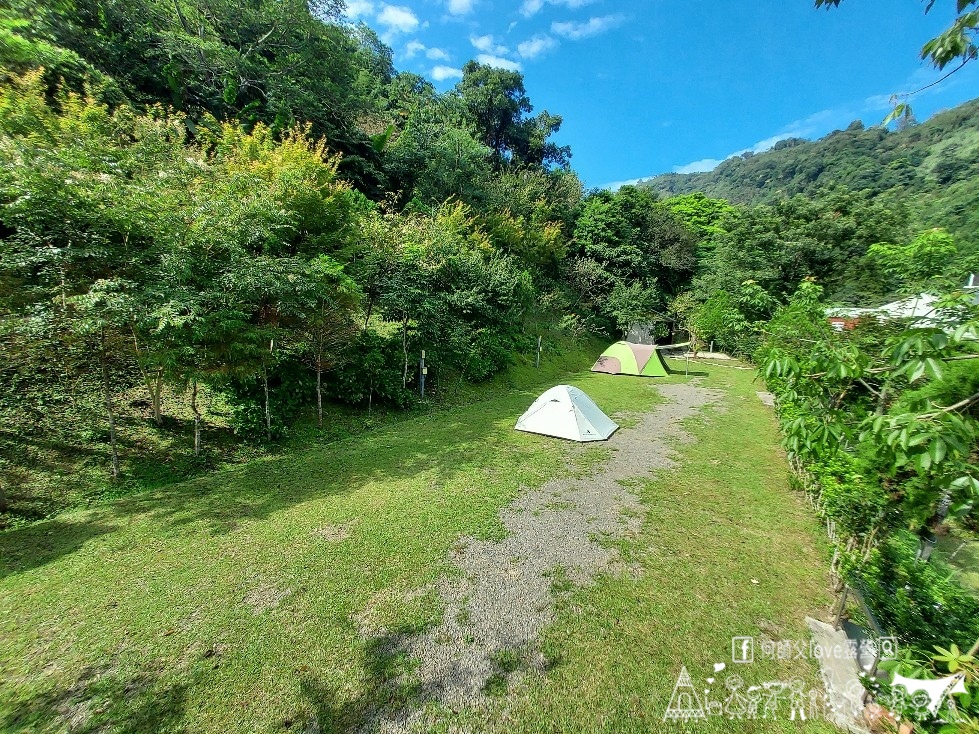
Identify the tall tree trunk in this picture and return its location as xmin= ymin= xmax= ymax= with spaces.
xmin=875 ymin=383 xmax=889 ymax=417
xmin=363 ymin=297 xmax=374 ymax=330
xmin=0 ymin=481 xmax=7 ymax=513
xmin=191 ymin=378 xmax=201 ymax=456
xmin=402 ymin=316 xmax=409 ymax=389
xmin=100 ymin=327 xmax=120 ymax=479
xmin=59 ymin=241 xmax=69 ymax=312
xmin=152 ymin=368 xmax=163 ymax=424
xmin=263 ymin=369 xmax=272 ymax=441
xmin=131 ymin=325 xmax=164 ymax=425
xmin=316 ymin=363 xmax=324 ymax=429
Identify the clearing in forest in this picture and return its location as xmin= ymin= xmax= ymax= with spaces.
xmin=0 ymin=360 xmax=837 ymax=733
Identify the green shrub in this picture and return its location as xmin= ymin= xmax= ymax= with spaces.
xmin=809 ymin=453 xmax=892 ymax=539
xmin=219 ymin=359 xmax=316 ymax=440
xmin=324 ymin=330 xmax=416 ymax=409
xmin=844 ymin=532 xmax=979 ymax=650
xmin=692 ymin=290 xmax=752 ymax=355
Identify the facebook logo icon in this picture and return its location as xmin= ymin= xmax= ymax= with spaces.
xmin=732 ymin=636 xmax=754 ymax=663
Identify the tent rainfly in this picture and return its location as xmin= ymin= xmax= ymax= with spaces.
xmin=514 ymin=385 xmax=618 ymax=442
xmin=591 ymin=341 xmax=670 ymax=377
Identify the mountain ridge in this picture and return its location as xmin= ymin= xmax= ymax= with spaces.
xmin=640 ymin=99 xmax=979 ymax=252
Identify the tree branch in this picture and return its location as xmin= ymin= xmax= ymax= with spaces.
xmin=857 ymin=378 xmax=880 ymax=397
xmin=804 ymin=352 xmax=979 ymax=379
xmin=923 ymin=390 xmax=979 ymax=418
xmin=899 ymin=58 xmax=971 ymax=98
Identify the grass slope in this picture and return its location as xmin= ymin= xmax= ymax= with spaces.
xmin=1 ymin=357 xmax=834 ymax=733
xmin=0 ymin=334 xmax=599 ymax=528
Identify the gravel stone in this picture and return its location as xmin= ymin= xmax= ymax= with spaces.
xmin=362 ymin=382 xmax=721 ymax=732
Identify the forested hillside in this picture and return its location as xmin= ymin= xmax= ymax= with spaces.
xmin=0 ymin=0 xmax=699 ymax=523
xmin=644 ymin=101 xmax=979 ymax=254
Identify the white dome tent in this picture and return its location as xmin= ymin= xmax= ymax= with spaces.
xmin=514 ymin=385 xmax=618 ymax=442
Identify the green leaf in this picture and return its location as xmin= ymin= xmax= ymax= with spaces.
xmin=932 ymin=438 xmax=947 ymax=466
xmin=908 ymin=430 xmax=930 ymax=447
xmin=883 ymin=103 xmax=909 ymax=127
xmin=909 ymin=360 xmax=927 ymax=383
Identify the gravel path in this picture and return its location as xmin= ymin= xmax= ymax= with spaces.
xmin=361 ymin=382 xmax=721 ymax=732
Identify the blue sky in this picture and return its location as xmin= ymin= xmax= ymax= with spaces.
xmin=344 ymin=0 xmax=979 ymax=189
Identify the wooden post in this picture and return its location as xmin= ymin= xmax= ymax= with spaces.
xmin=833 ymin=585 xmax=849 ymax=630
xmin=419 ymin=350 xmax=426 ymax=398
xmin=535 ymin=335 xmax=542 ymax=369
xmin=191 ymin=377 xmax=201 ymax=456
xmin=100 ymin=327 xmax=120 ymax=479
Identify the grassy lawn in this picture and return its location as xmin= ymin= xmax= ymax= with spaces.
xmin=483 ymin=365 xmax=836 ymax=733
xmin=1 ymin=355 xmax=836 ymax=733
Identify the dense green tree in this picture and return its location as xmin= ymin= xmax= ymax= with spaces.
xmin=295 ymin=256 xmax=361 ymax=428
xmin=662 ymin=192 xmax=735 ymax=261
xmin=696 ymin=190 xmax=909 ymax=303
xmin=384 ymin=98 xmax=493 ymax=208
xmin=868 ymin=228 xmax=965 ymax=294
xmin=568 ymin=186 xmax=697 ymax=334
xmin=487 ymin=168 xmax=584 ymax=236
xmin=574 ymin=186 xmax=696 ymax=295
xmin=2 ymin=0 xmax=389 ymax=192
xmin=454 ymin=61 xmax=571 ymax=169
xmin=574 ymin=191 xmax=642 ymax=281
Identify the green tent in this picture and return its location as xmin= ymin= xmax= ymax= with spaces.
xmin=591 ymin=341 xmax=670 ymax=377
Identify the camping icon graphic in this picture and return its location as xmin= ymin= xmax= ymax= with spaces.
xmin=663 ymin=666 xmax=707 ymax=722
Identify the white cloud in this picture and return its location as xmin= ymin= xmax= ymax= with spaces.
xmin=345 ymin=0 xmax=375 ymax=18
xmin=476 ymin=54 xmax=522 ymax=71
xmin=446 ymin=0 xmax=475 ymax=14
xmin=600 ymin=177 xmax=644 ymax=191
xmin=404 ymin=40 xmax=450 ymax=61
xmin=431 ymin=65 xmax=464 ymax=81
xmin=517 ymin=35 xmax=558 ymax=59
xmin=551 ymin=14 xmax=623 ymax=40
xmin=520 ymin=0 xmax=596 ymax=18
xmin=470 ymin=34 xmax=509 ymax=55
xmin=669 ymin=106 xmax=866 ymax=175
xmin=377 ymin=4 xmax=419 ymax=34
xmin=520 ymin=0 xmax=545 ymax=15
xmin=671 ymin=135 xmax=796 ymax=174
xmin=672 ymin=159 xmax=725 ymax=175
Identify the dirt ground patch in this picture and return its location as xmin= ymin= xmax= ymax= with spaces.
xmin=242 ymin=582 xmax=293 ymax=615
